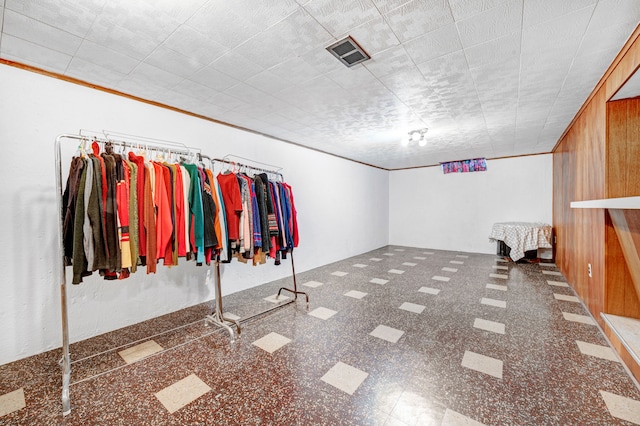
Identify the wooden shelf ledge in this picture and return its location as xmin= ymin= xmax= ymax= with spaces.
xmin=602 ymin=313 xmax=640 ymax=382
xmin=570 ymin=196 xmax=640 ymax=209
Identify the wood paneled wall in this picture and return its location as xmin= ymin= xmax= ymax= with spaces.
xmin=553 ymin=24 xmax=640 ymax=326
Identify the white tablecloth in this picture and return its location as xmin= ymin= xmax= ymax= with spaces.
xmin=489 ymin=222 xmax=552 ymax=261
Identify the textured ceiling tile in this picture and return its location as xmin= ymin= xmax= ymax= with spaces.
xmin=85 ymin=16 xmax=158 ymax=60
xmin=231 ymin=0 xmax=300 ymax=30
xmin=578 ymin=21 xmax=637 ymax=57
xmin=209 ymin=51 xmax=265 ymax=82
xmin=65 ymin=57 xmax=126 ymax=89
xmin=448 ymin=0 xmax=511 ymax=21
xmin=203 ymin=91 xmax=248 ymax=111
xmin=116 ymin=77 xmax=167 ymax=100
xmin=161 ymin=26 xmax=229 ymax=67
xmin=364 ymin=45 xmax=414 ymax=78
xmin=303 ymin=0 xmax=380 ymax=37
xmin=523 ymin=0 xmax=596 ymax=28
xmin=379 ymin=67 xmax=433 ymax=99
xmin=75 ymin=39 xmax=139 ymax=74
xmin=341 ymin=15 xmax=400 ymax=55
xmin=173 ymin=79 xmax=225 ymax=103
xmin=404 ymin=23 xmax=462 ymax=64
xmin=269 ymin=57 xmax=323 ymax=86
xmin=0 ymin=33 xmax=72 ymax=73
xmin=521 ymin=5 xmax=592 ymax=51
xmin=128 ymin=62 xmax=184 ymax=89
xmin=190 ymin=64 xmax=240 ymax=92
xmin=464 ymin=33 xmax=520 ymax=69
xmin=326 ymin=64 xmax=379 ymax=89
xmin=245 ymin=70 xmax=291 ymax=95
xmin=3 ymin=9 xmax=82 ymax=55
xmin=298 ymin=47 xmax=345 ymax=74
xmin=370 ymin=0 xmax=413 ymax=14
xmin=384 ymin=0 xmax=454 ymax=42
xmin=589 ymin=0 xmax=640 ymax=28
xmin=98 ymin=0 xmax=180 ymax=45
xmin=455 ymin=0 xmax=522 ymax=48
xmin=144 ymin=45 xmax=205 ymax=79
xmin=135 ymin=0 xmax=208 ymax=24
xmin=5 ymin=0 xmax=100 ymax=38
xmin=224 ymin=82 xmax=272 ymax=106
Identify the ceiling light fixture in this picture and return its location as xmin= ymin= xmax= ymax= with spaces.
xmin=403 ymin=128 xmax=429 ymax=147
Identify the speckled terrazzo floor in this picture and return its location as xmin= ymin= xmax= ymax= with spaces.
xmin=2 ymin=246 xmax=640 ymax=425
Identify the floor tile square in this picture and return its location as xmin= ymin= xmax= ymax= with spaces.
xmin=600 ymin=390 xmax=640 ymax=424
xmin=118 ymin=340 xmax=163 ymax=364
xmin=402 ymin=262 xmax=417 ymax=266
xmin=370 ymin=324 xmax=405 ymax=343
xmin=331 ymin=271 xmax=349 ymax=276
xmin=562 ymin=312 xmax=595 ymax=325
xmin=321 ymin=362 xmax=368 ymax=395
xmin=263 ymin=294 xmax=291 ymax=304
xmin=344 ymin=290 xmax=367 ymax=299
xmin=489 ymin=273 xmax=508 ymax=279
xmin=352 ymin=264 xmax=367 ymax=268
xmin=486 ymin=283 xmax=507 ymax=291
xmin=388 ymin=269 xmax=405 ymax=274
xmin=383 ymin=253 xmax=394 ymax=256
xmin=252 ymin=332 xmax=292 ymax=354
xmin=492 ymin=265 xmax=508 ymax=270
xmin=394 ymin=248 xmax=405 ymax=252
xmin=370 ymin=258 xmax=382 ymax=261
xmin=441 ymin=408 xmax=486 ymax=426
xmin=432 ymin=275 xmax=450 ymax=282
xmin=302 ymin=280 xmax=323 ymax=288
xmin=442 ymin=267 xmax=458 ymax=272
xmin=542 ymin=270 xmax=562 ymax=276
xmin=223 ymin=312 xmax=241 ymax=321
xmin=419 ymin=286 xmax=440 ymax=295
xmin=547 ymin=280 xmax=569 ymax=287
xmin=154 ymin=374 xmax=211 ymax=414
xmin=554 ymin=293 xmax=580 ymax=303
xmin=456 ymin=255 xmax=469 ymax=258
xmin=495 ymin=258 xmax=508 ymax=262
xmin=309 ymin=307 xmax=338 ymax=320
xmin=450 ymin=260 xmax=464 ymax=265
xmin=423 ymin=251 xmax=434 ymax=255
xmin=481 ymin=298 xmax=506 ymax=308
xmin=461 ymin=350 xmax=503 ymax=378
xmin=473 ymin=318 xmax=505 ymax=334
xmin=370 ymin=278 xmax=389 ymax=285
xmin=0 ymin=388 xmax=26 ymax=417
xmin=413 ymin=256 xmax=427 ymax=260
xmin=540 ymin=263 xmax=557 ymax=268
xmin=399 ymin=302 xmax=426 ymax=314
xmin=576 ymin=341 xmax=619 ymax=362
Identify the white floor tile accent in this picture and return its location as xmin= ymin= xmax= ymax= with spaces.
xmin=331 ymin=271 xmax=349 ymax=277
xmin=542 ymin=270 xmax=562 ymax=276
xmin=489 ymin=273 xmax=508 ymax=279
xmin=450 ymin=260 xmax=464 ymax=265
xmin=481 ymin=298 xmax=506 ymax=309
xmin=263 ymin=294 xmax=290 ymax=304
xmin=370 ymin=258 xmax=382 ymax=261
xmin=600 ymin=390 xmax=640 ymax=424
xmin=413 ymin=256 xmax=427 ymax=260
xmin=118 ymin=340 xmax=164 ymax=364
xmin=547 ymin=280 xmax=569 ymax=287
xmin=423 ymin=251 xmax=434 ymax=255
xmin=399 ymin=302 xmax=426 ymax=314
xmin=441 ymin=408 xmax=486 ymax=426
xmin=432 ymin=276 xmax=450 ymax=282
xmin=402 ymin=262 xmax=417 ymax=266
xmin=576 ymin=341 xmax=619 ymax=362
xmin=461 ymin=350 xmax=503 ymax=378
xmin=474 ymin=318 xmax=505 ymax=334
xmin=554 ymin=293 xmax=580 ymax=303
xmin=0 ymin=388 xmax=26 ymax=417
xmin=394 ymin=248 xmax=405 ymax=252
xmin=370 ymin=324 xmax=405 ymax=343
xmin=486 ymin=284 xmax=507 ymax=291
xmin=370 ymin=278 xmax=389 ymax=285
xmin=302 ymin=281 xmax=323 ymax=288
xmin=321 ymin=362 xmax=368 ymax=395
xmin=492 ymin=265 xmax=508 ymax=270
xmin=224 ymin=312 xmax=241 ymax=321
xmin=495 ymin=258 xmax=508 ymax=262
xmin=442 ymin=267 xmax=458 ymax=272
xmin=419 ymin=286 xmax=441 ymax=295
xmin=309 ymin=307 xmax=338 ymax=320
xmin=562 ymin=312 xmax=596 ymax=325
xmin=154 ymin=374 xmax=211 ymax=414
xmin=388 ymin=269 xmax=405 ymax=274
xmin=252 ymin=332 xmax=292 ymax=354
xmin=456 ymin=255 xmax=469 ymax=258
xmin=540 ymin=263 xmax=557 ymax=268
xmin=344 ymin=290 xmax=367 ymax=299
xmin=383 ymin=253 xmax=394 ymax=256
xmin=352 ymin=263 xmax=367 ymax=268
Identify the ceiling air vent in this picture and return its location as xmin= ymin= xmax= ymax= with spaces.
xmin=326 ymin=36 xmax=370 ymax=68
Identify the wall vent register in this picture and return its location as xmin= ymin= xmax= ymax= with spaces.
xmin=326 ymin=36 xmax=371 ymax=68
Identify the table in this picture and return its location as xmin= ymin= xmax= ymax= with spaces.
xmin=489 ymin=222 xmax=552 ymax=261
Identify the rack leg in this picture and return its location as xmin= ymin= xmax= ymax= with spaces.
xmin=276 ymin=252 xmax=309 ymax=308
xmin=60 ymin=283 xmax=71 ymax=416
xmin=204 ymin=261 xmax=241 ymax=340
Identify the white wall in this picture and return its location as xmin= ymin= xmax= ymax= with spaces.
xmin=0 ymin=64 xmax=389 ymax=365
xmin=389 ymin=155 xmax=552 ymax=254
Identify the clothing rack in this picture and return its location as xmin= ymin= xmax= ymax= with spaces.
xmin=54 ymin=133 xmax=202 ymax=416
xmin=205 ymin=157 xmax=309 ymax=330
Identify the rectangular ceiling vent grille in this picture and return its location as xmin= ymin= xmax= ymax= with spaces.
xmin=326 ymin=36 xmax=370 ymax=68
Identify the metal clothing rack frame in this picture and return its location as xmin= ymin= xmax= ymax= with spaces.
xmin=54 ymin=133 xmax=201 ymax=416
xmin=204 ymin=156 xmax=308 ymax=334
